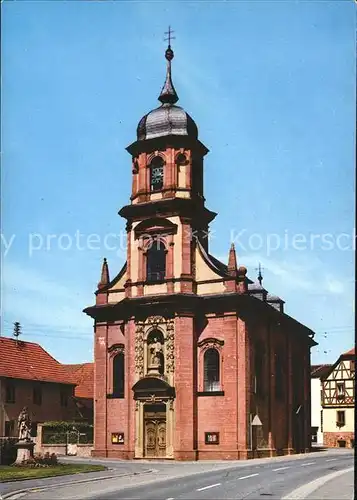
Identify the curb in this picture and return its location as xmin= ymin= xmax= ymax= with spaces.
xmin=1 ymin=469 xmax=155 ymax=500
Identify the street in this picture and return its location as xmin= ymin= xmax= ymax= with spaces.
xmin=2 ymin=449 xmax=354 ymax=500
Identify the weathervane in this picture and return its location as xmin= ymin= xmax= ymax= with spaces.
xmin=164 ymin=26 xmax=175 ymax=47
xmin=255 ymin=263 xmax=264 ymax=286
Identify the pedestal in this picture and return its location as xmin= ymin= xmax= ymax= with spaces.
xmin=147 ymin=364 xmax=160 ymax=375
xmin=14 ymin=440 xmax=35 ymax=464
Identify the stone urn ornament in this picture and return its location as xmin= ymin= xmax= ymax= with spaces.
xmin=14 ymin=406 xmax=35 ymax=464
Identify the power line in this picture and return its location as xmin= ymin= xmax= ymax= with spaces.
xmin=1 ymin=332 xmax=93 ymax=343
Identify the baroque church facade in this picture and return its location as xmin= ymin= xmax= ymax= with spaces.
xmin=85 ymin=42 xmax=316 ymax=460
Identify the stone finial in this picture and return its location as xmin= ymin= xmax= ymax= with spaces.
xmin=228 ymin=243 xmax=238 ymax=276
xmin=237 ymin=265 xmax=248 ymax=294
xmin=98 ymin=258 xmax=110 ymax=289
xmin=238 ymin=265 xmax=247 ymax=276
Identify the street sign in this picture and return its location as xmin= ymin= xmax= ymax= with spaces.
xmin=251 ymin=415 xmax=262 ymax=426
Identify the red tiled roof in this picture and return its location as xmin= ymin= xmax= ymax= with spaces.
xmin=63 ymin=363 xmax=94 ymax=399
xmin=0 ymin=337 xmax=75 ymax=385
xmin=343 ymin=348 xmax=355 ymax=356
xmin=311 ymin=364 xmax=332 ymax=378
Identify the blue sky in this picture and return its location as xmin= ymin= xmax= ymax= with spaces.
xmin=1 ymin=1 xmax=355 ymax=365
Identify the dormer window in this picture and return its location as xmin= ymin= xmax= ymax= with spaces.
xmin=150 ymin=157 xmax=164 ymax=191
xmin=147 ymin=240 xmax=166 ymax=283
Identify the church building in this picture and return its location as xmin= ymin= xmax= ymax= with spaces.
xmin=84 ymin=39 xmax=317 ymax=460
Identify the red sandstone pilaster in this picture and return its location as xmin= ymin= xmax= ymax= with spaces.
xmin=96 ymin=292 xmax=108 ymax=305
xmin=174 ymin=315 xmax=197 ymax=460
xmin=186 ymin=153 xmax=192 ymax=190
xmin=166 ymin=237 xmax=174 ymax=293
xmin=180 ymin=218 xmax=193 ymax=293
xmin=303 ymin=346 xmax=311 ymax=451
xmin=237 ymin=318 xmax=248 ymax=453
xmin=125 ymin=230 xmax=132 ymax=298
xmin=93 ymin=324 xmax=108 ymax=455
xmin=268 ymin=325 xmax=275 ymax=453
xmin=287 ymin=334 xmax=293 ymax=451
xmin=164 ymin=147 xmax=173 ymax=194
xmin=127 ymin=320 xmax=136 ymax=459
xmin=138 ymin=152 xmax=146 ymax=195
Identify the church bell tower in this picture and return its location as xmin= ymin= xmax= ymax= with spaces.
xmin=120 ymin=36 xmax=216 ymax=298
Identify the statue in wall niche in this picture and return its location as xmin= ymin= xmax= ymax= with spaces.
xmin=148 ymin=336 xmax=164 ymax=374
xmin=150 ymin=337 xmax=163 ymax=365
xmin=17 ymin=406 xmax=32 ymax=441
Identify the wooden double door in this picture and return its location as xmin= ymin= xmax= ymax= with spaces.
xmin=144 ymin=404 xmax=166 ymax=458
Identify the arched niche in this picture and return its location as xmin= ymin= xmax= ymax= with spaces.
xmin=146 ymin=329 xmax=165 ymax=375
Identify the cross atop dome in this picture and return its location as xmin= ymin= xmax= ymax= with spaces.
xmin=159 ymin=26 xmax=179 ymax=105
xmin=164 ymin=26 xmax=175 ymax=47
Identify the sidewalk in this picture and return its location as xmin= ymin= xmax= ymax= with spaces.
xmin=306 ymin=468 xmax=354 ymax=500
xmin=60 ymin=446 xmax=352 ymax=466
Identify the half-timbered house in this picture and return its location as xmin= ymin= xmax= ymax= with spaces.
xmin=321 ymin=348 xmax=355 ymax=448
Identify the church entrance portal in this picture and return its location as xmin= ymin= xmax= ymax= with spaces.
xmin=144 ymin=404 xmax=167 ymax=458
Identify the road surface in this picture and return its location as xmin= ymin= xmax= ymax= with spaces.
xmin=2 ymin=449 xmax=354 ymax=500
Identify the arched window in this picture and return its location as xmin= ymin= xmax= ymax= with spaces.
xmin=113 ymin=352 xmax=125 ymax=398
xmin=146 ymin=240 xmax=166 ymax=283
xmin=204 ymin=348 xmax=220 ymax=392
xmin=150 ymin=156 xmax=164 ymax=192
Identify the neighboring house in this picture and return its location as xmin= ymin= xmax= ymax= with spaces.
xmin=310 ymin=364 xmax=332 ymax=445
xmin=63 ymin=363 xmax=94 ymax=424
xmin=321 ymin=348 xmax=355 ymax=448
xmin=0 ymin=337 xmax=93 ymax=437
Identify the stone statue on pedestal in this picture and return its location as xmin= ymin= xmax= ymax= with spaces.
xmin=148 ymin=337 xmax=164 ymax=374
xmin=18 ymin=406 xmax=32 ymax=441
xmin=14 ymin=406 xmax=34 ymax=464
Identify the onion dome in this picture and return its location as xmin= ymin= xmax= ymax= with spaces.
xmin=137 ymin=43 xmax=198 ymax=141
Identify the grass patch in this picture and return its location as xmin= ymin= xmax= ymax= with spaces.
xmin=0 ymin=464 xmax=106 ymax=482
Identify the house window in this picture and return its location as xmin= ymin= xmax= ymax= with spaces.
xmin=4 ymin=420 xmax=15 ymax=437
xmin=113 ymin=352 xmax=125 ymax=398
xmin=350 ymin=359 xmax=355 ymax=377
xmin=60 ymin=390 xmax=68 ymax=407
xmin=204 ymin=348 xmax=220 ymax=392
xmin=33 ymin=385 xmax=42 ymax=405
xmin=320 ymin=409 xmax=323 ymax=433
xmin=146 ymin=240 xmax=166 ymax=283
xmin=336 ymin=410 xmax=345 ymax=427
xmin=337 ymin=382 xmax=345 ymax=400
xmin=150 ymin=156 xmax=164 ymax=191
xmin=5 ymin=382 xmax=15 ymax=403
